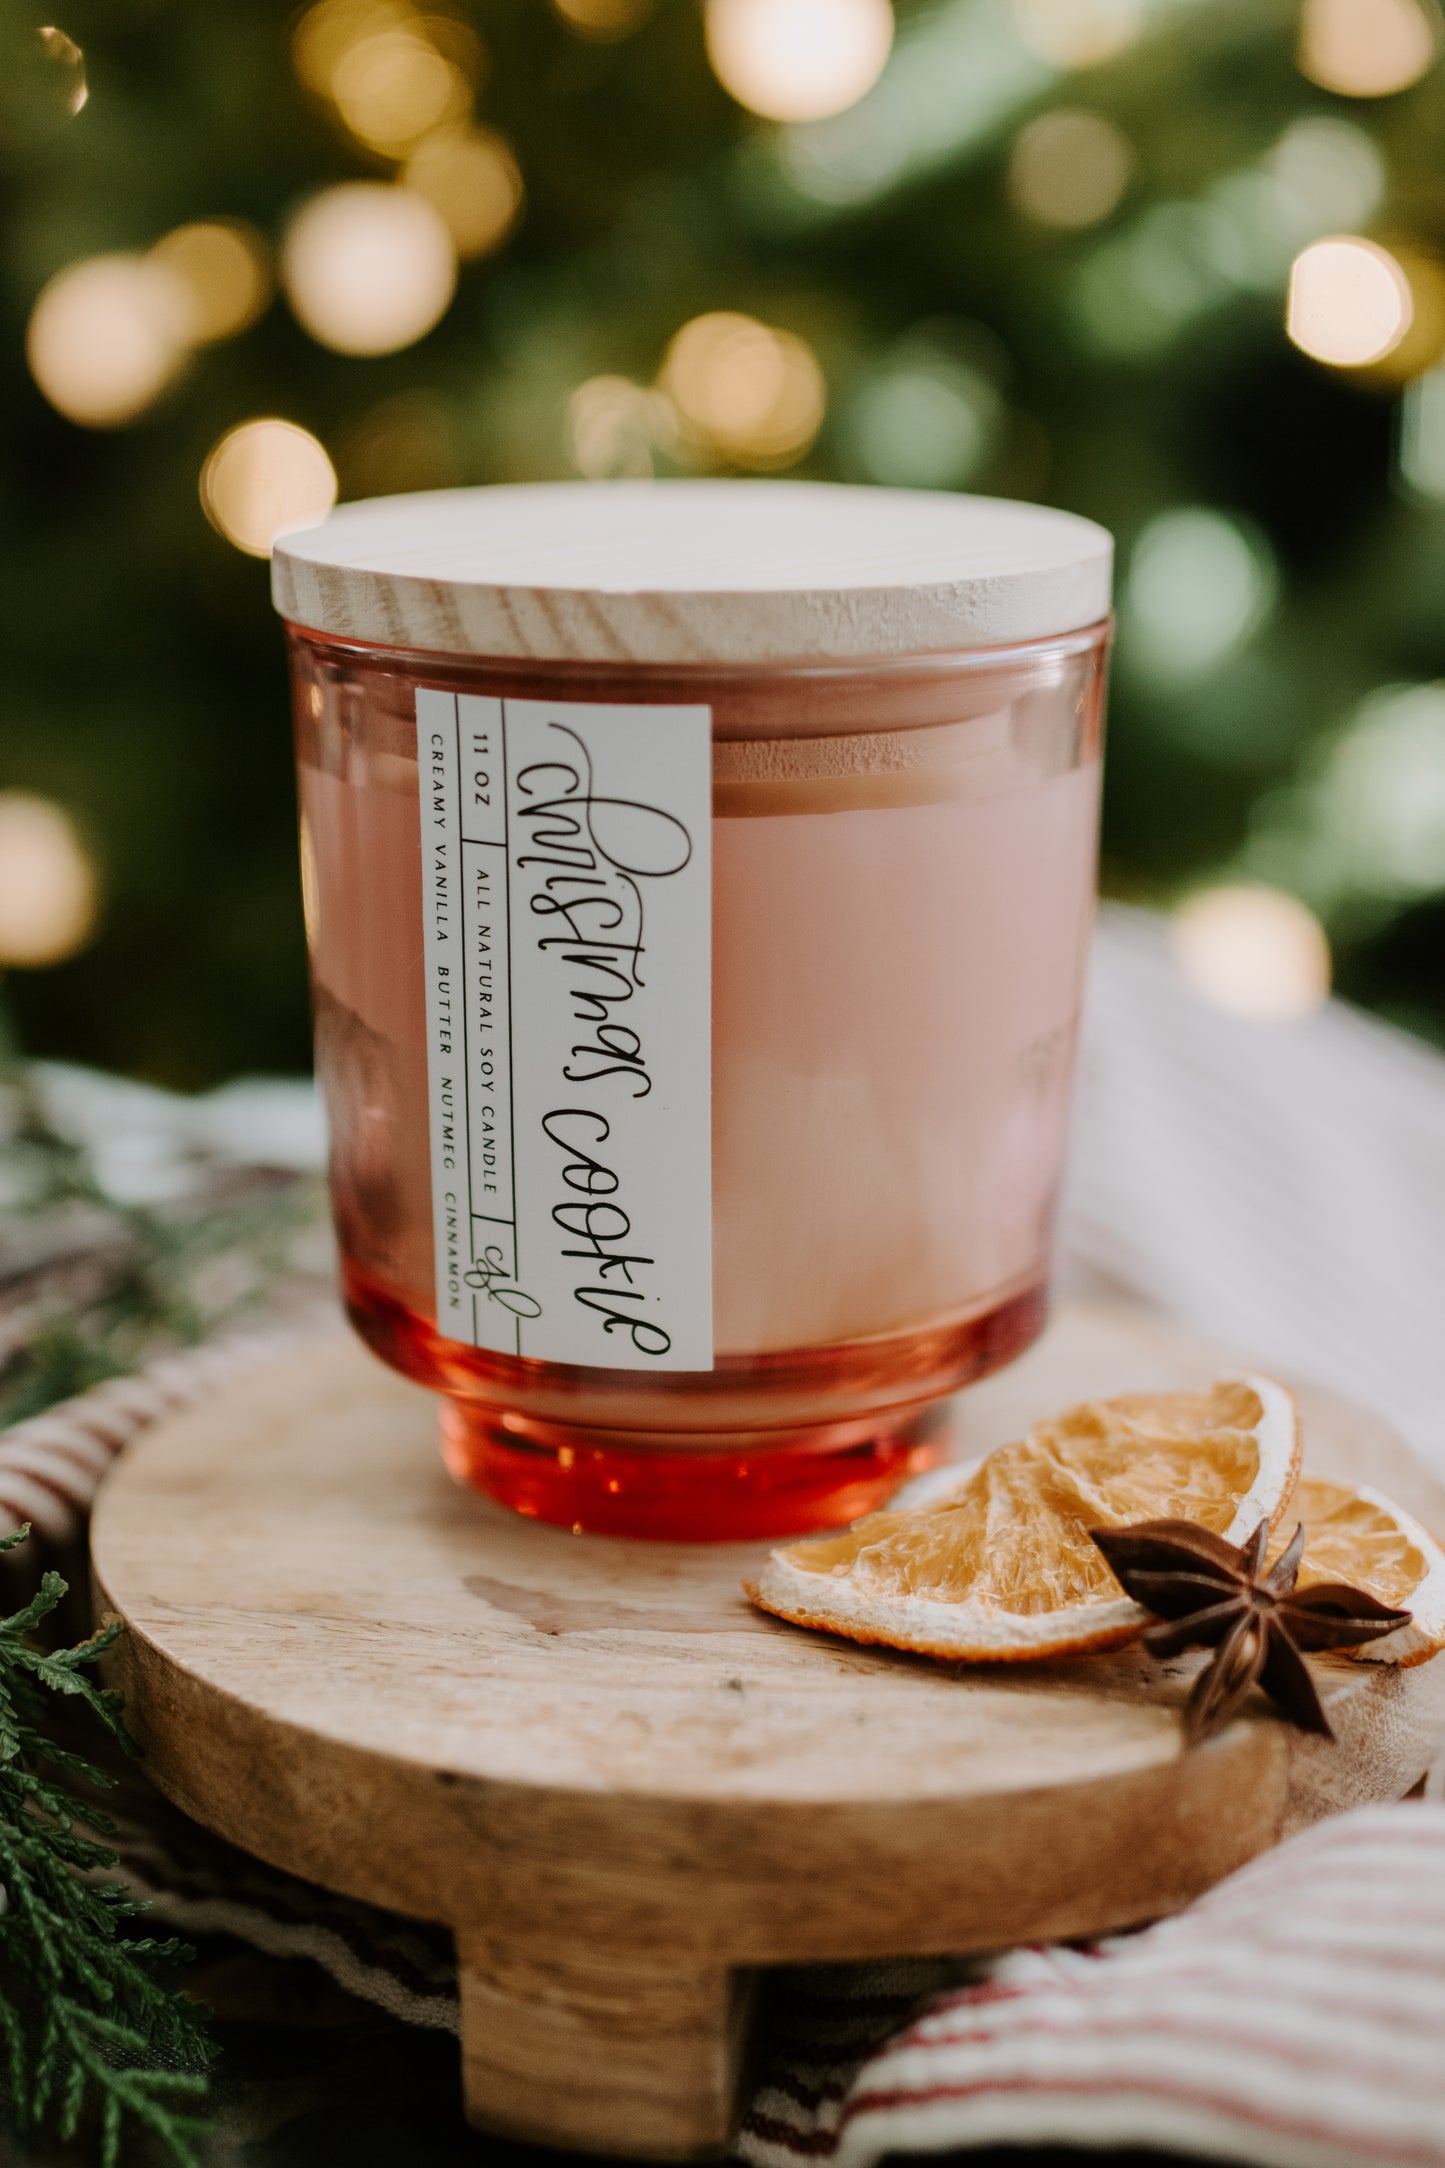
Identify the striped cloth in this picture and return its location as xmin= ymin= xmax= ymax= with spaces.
xmin=0 ymin=1321 xmax=333 ymax=1544
xmin=102 ymin=1764 xmax=460 ymax=2035
xmin=739 ymin=1805 xmax=1445 ymax=2168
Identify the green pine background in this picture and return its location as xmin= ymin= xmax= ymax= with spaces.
xmin=4 ymin=0 xmax=1445 ymax=1087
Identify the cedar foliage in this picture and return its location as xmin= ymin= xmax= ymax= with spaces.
xmin=0 ymin=1525 xmax=212 ymax=2166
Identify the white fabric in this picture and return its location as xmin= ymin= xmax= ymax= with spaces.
xmin=1063 ymin=907 xmax=1445 ymax=1481
xmin=32 ymin=1060 xmax=327 ymax=1202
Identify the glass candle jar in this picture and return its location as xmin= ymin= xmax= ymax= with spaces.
xmin=273 ymin=482 xmax=1112 ymax=1540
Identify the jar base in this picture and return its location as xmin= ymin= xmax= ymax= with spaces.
xmin=437 ymin=1401 xmax=947 ymax=1541
xmin=344 ymin=1260 xmax=1049 ymax=1540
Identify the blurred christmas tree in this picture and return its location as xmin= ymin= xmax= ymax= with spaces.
xmin=3 ymin=0 xmax=1445 ymax=1081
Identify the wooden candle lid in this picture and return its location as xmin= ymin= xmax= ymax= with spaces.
xmin=271 ymin=479 xmax=1112 ymax=665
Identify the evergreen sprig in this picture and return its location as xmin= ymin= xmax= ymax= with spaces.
xmin=0 ymin=1524 xmax=213 ymax=2165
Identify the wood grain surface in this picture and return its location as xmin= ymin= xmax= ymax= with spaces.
xmin=270 ymin=479 xmax=1113 ymax=663
xmin=91 ymin=1302 xmax=1445 ymax=2158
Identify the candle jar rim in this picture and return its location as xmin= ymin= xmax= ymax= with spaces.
xmin=285 ymin=614 xmax=1113 ymax=743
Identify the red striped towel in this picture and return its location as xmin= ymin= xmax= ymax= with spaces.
xmin=740 ymin=1803 xmax=1445 ymax=2168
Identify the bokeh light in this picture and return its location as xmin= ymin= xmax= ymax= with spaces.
xmin=1008 ymin=109 xmax=1133 ymax=230
xmin=569 ymin=377 xmax=675 ymax=478
xmin=282 ymin=183 xmax=456 ymax=354
xmin=1011 ymin=0 xmax=1142 ymax=68
xmin=1171 ymin=886 xmax=1331 ymax=1021
xmin=1363 ymin=244 xmax=1445 ymax=382
xmin=660 ymin=311 xmax=826 ymax=468
xmin=294 ymin=0 xmax=413 ymax=94
xmin=705 ymin=0 xmax=894 ymax=124
xmin=1072 ymin=118 xmax=1393 ymax=360
xmin=1072 ymin=200 xmax=1254 ymax=358
xmin=1125 ymin=509 xmax=1278 ymax=683
xmin=846 ymin=344 xmax=1001 ymax=488
xmin=1287 ymin=236 xmax=1413 ymax=366
xmin=292 ymin=1 xmax=483 ymax=159
xmin=403 ymin=127 xmax=523 ymax=257
xmin=1298 ymin=0 xmax=1438 ymax=98
xmin=1269 ymin=116 xmax=1385 ymax=235
xmin=1242 ymin=681 xmax=1445 ymax=918
xmin=1401 ymin=362 xmax=1445 ymax=496
xmin=330 ymin=26 xmax=471 ymax=154
xmin=0 ymin=793 xmax=99 ymax=969
xmin=200 ymin=419 xmax=338 ymax=558
xmin=150 ymin=221 xmax=271 ymax=344
xmin=551 ymin=0 xmax=654 ymax=37
xmin=37 ymin=25 xmax=87 ymax=114
xmin=1323 ymin=684 xmax=1445 ymax=897
xmin=26 ymin=254 xmax=190 ymax=428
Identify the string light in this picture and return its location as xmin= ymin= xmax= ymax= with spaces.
xmin=1298 ymin=0 xmax=1438 ymax=98
xmin=37 ymin=26 xmax=87 ymax=114
xmin=293 ymin=0 xmax=415 ymax=96
xmin=705 ymin=0 xmax=894 ymax=124
xmin=1011 ymin=0 xmax=1142 ymax=68
xmin=1268 ymin=116 xmax=1384 ymax=236
xmin=200 ymin=419 xmax=338 ymax=557
xmin=150 ymin=221 xmax=271 ymax=344
xmin=282 ymin=184 xmax=456 ymax=355
xmin=0 ymin=794 xmax=98 ymax=968
xmin=1171 ymin=886 xmax=1331 ymax=1022
xmin=1008 ymin=109 xmax=1133 ymax=229
xmin=1287 ymin=236 xmax=1413 ymax=367
xmin=568 ymin=377 xmax=675 ymax=478
xmin=1363 ymin=244 xmax=1445 ymax=382
xmin=1125 ymin=508 xmax=1277 ymax=682
xmin=330 ymin=26 xmax=470 ymax=154
xmin=1323 ymin=683 xmax=1445 ymax=898
xmin=26 ymin=254 xmax=191 ymax=428
xmin=551 ymin=0 xmax=654 ymax=37
xmin=1242 ymin=682 xmax=1445 ymax=913
xmin=660 ymin=312 xmax=826 ymax=468
xmin=291 ymin=1 xmax=482 ymax=161
xmin=403 ymin=127 xmax=523 ymax=257
xmin=1401 ymin=364 xmax=1445 ymax=496
xmin=846 ymin=342 xmax=1001 ymax=488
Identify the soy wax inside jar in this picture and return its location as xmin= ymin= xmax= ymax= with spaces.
xmin=274 ymin=481 xmax=1113 ymax=1540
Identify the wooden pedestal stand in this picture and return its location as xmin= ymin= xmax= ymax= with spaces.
xmin=91 ymin=1303 xmax=1445 ymax=2161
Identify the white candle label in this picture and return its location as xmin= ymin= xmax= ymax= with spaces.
xmin=415 ymin=689 xmax=714 ymax=1371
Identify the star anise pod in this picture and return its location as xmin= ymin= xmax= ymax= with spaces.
xmin=1089 ymin=1517 xmax=1412 ymax=1746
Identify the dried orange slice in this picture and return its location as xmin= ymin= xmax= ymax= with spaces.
xmin=1286 ymin=1476 xmax=1445 ymax=1668
xmin=747 ymin=1376 xmax=1301 ymax=1661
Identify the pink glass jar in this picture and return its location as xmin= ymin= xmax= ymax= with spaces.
xmin=273 ymin=482 xmax=1112 ymax=1540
